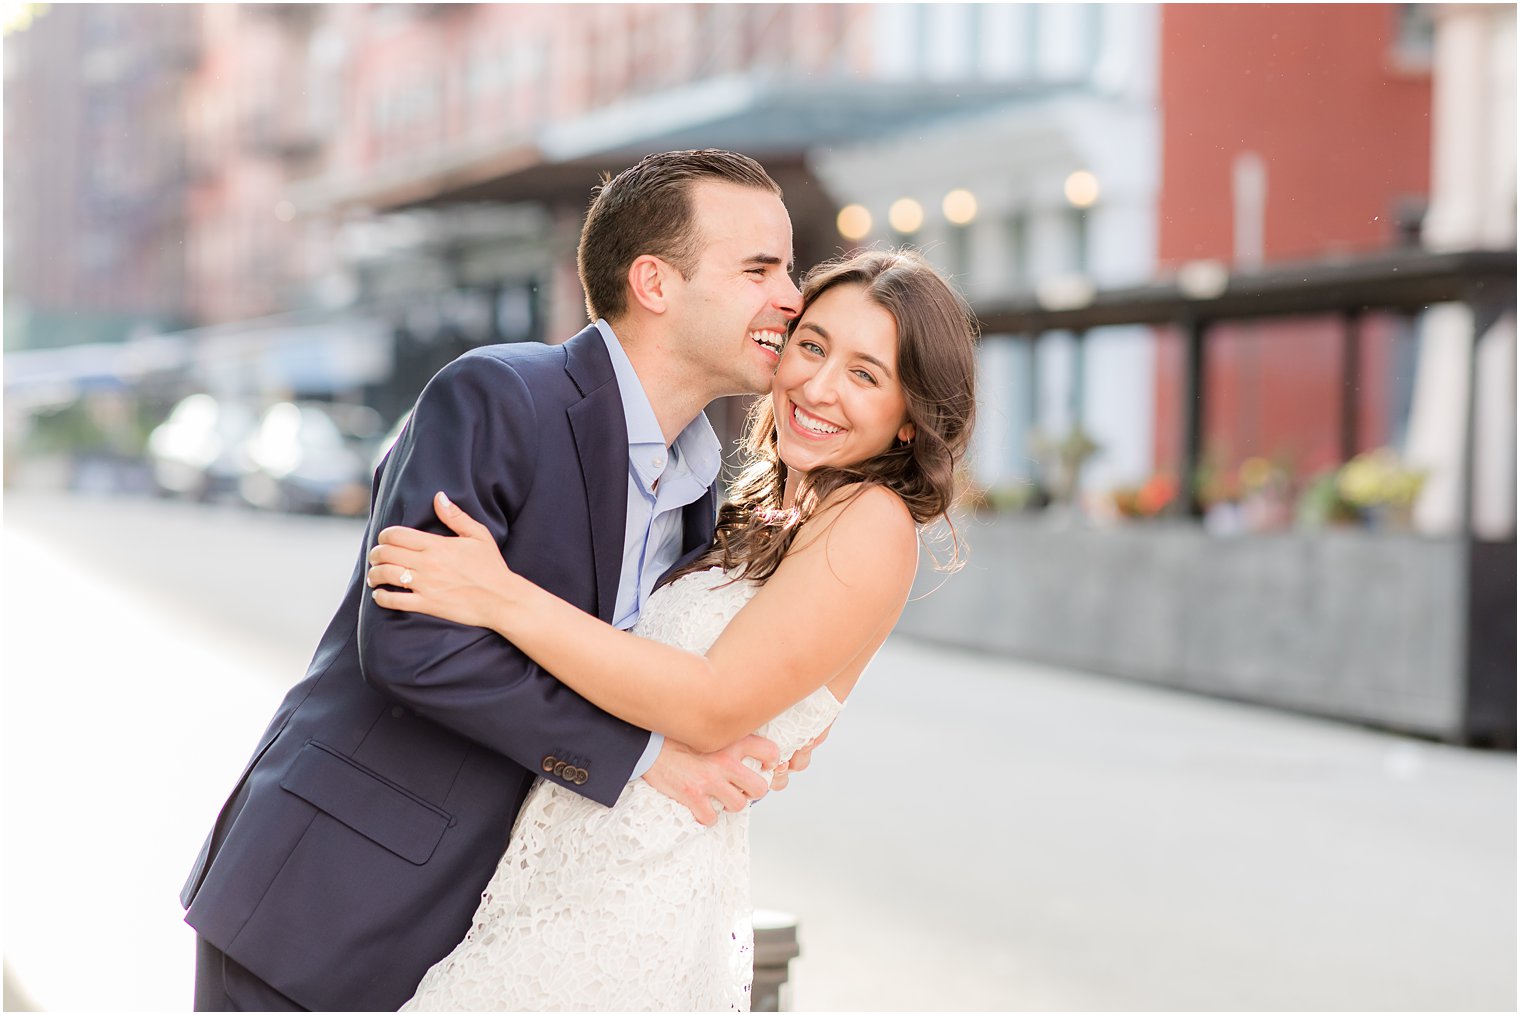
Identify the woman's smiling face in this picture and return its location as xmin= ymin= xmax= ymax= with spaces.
xmin=771 ymin=283 xmax=914 ymax=483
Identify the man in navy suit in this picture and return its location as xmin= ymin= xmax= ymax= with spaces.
xmin=182 ymin=150 xmax=804 ymax=1011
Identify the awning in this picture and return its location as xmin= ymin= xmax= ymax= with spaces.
xmin=288 ymin=75 xmax=1046 ymax=214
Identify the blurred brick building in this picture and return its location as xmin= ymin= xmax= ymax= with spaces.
xmin=4 ymin=4 xmax=196 ymax=348
xmin=5 ymin=3 xmax=1511 ymax=736
xmin=4 ymin=3 xmax=1511 ymax=514
xmin=1151 ymin=3 xmax=1435 ymax=484
xmin=181 ymin=4 xmax=337 ymax=325
xmin=164 ymin=3 xmax=1027 ymax=422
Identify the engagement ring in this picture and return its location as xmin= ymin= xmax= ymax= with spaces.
xmin=398 ymin=569 xmax=415 ymax=587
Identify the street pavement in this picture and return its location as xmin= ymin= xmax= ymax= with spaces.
xmin=3 ymin=491 xmax=1515 ymax=1011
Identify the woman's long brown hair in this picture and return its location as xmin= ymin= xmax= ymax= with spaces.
xmin=667 ymin=249 xmax=979 ymax=586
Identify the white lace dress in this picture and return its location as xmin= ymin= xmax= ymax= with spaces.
xmin=400 ymin=567 xmax=843 ymax=1012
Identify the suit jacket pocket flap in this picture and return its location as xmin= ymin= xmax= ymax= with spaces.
xmin=280 ymin=740 xmax=452 ymax=865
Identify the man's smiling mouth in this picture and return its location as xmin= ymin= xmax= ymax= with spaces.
xmin=749 ymin=329 xmax=784 ymax=355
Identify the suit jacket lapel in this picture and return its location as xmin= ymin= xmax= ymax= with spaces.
xmin=564 ymin=327 xmax=628 ymax=624
xmin=659 ymin=481 xmax=721 ymax=583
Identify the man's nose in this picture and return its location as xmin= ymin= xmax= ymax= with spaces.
xmin=775 ymin=275 xmax=802 ymax=318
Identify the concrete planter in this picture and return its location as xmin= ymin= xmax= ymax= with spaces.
xmin=900 ymin=514 xmax=1513 ymax=744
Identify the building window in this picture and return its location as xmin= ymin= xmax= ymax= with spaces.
xmin=1390 ymin=4 xmax=1435 ymax=73
xmin=1067 ymin=207 xmax=1091 ymax=274
xmin=1020 ymin=5 xmax=1040 ymax=78
xmin=1033 ymin=3 xmax=1104 ymax=82
xmin=908 ymin=3 xmax=928 ymax=78
xmin=1005 ymin=212 xmax=1039 ymax=291
xmin=946 ymin=224 xmax=972 ymax=287
xmin=1078 ymin=3 xmax=1103 ymax=76
xmin=965 ymin=4 xmax=984 ymax=77
xmin=922 ymin=3 xmax=975 ymax=81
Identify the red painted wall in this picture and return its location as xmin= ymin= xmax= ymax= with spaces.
xmin=1157 ymin=3 xmax=1430 ymax=264
xmin=1153 ymin=315 xmax=1402 ymax=478
xmin=1152 ymin=4 xmax=1431 ymax=478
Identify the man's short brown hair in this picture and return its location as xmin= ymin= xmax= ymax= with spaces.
xmin=577 ymin=149 xmax=782 ymax=322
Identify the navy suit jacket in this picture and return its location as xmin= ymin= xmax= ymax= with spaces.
xmin=181 ymin=327 xmax=718 ymax=1011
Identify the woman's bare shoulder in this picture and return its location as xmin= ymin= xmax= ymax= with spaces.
xmin=793 ymin=483 xmax=918 ymax=586
xmin=812 ymin=482 xmax=915 ymax=533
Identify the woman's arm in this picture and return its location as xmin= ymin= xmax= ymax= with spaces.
xmin=368 ymin=488 xmax=918 ymax=752
xmin=352 ymin=354 xmax=651 ymax=806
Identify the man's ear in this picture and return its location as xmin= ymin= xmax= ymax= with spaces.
xmin=627 ymin=255 xmax=673 ymax=315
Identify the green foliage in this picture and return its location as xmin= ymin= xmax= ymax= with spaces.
xmin=25 ymin=401 xmax=109 ymax=455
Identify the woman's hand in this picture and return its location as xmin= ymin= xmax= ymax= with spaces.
xmin=367 ymin=491 xmax=521 ymax=630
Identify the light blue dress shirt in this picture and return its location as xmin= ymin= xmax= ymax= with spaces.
xmin=594 ymin=319 xmax=722 ymax=779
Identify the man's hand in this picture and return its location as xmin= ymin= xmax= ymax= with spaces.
xmin=643 ymin=735 xmax=779 ymax=826
xmin=770 ymin=723 xmax=832 ymax=792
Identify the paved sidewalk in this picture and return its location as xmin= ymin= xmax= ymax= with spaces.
xmin=751 ymin=637 xmax=1517 ymax=1010
xmin=4 ymin=495 xmax=1515 ymax=1010
xmin=4 ymin=526 xmax=292 ymax=1010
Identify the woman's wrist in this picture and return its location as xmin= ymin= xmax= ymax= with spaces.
xmin=490 ymin=569 xmax=535 ymax=639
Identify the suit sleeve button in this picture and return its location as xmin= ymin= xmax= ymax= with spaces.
xmin=542 ymin=755 xmax=557 ymax=773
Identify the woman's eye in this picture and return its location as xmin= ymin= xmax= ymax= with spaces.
xmin=853 ymin=369 xmax=878 ymax=385
xmin=800 ymin=340 xmax=824 ymax=355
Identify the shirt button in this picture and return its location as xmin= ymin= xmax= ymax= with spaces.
xmin=652 ymin=453 xmax=665 ymax=469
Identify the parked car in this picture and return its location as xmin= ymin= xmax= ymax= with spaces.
xmin=146 ymin=393 xmax=258 ymax=502
xmin=239 ymin=401 xmax=384 ymax=516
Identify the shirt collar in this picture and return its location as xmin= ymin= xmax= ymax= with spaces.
xmin=594 ymin=319 xmax=722 ymax=489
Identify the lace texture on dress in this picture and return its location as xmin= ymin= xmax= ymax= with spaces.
xmin=401 ymin=567 xmax=842 ymax=1012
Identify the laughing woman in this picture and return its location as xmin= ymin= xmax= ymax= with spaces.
xmin=369 ymin=250 xmax=977 ymax=1012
